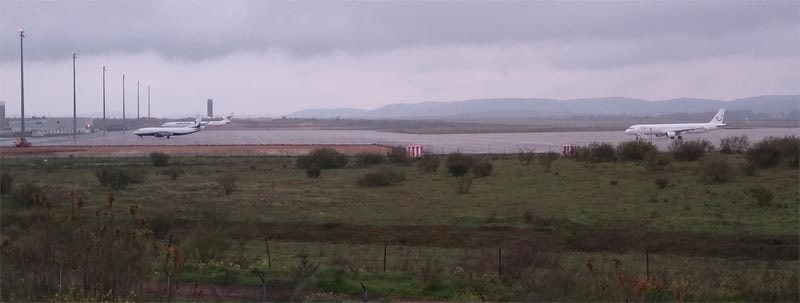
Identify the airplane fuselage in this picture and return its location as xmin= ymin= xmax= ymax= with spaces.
xmin=624 ymin=109 xmax=726 ymax=139
xmin=133 ymin=127 xmax=200 ymax=138
xmin=626 ymin=123 xmax=720 ymax=137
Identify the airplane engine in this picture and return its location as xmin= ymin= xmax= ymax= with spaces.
xmin=666 ymin=131 xmax=677 ymax=139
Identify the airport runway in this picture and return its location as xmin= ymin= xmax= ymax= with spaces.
xmin=1 ymin=127 xmax=798 ymax=155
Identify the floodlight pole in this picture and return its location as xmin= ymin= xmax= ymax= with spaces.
xmin=137 ymin=80 xmax=140 ymax=121
xmin=147 ymin=85 xmax=151 ymax=119
xmin=122 ymin=74 xmax=126 ymax=130
xmin=19 ymin=28 xmax=25 ymax=142
xmin=72 ymin=52 xmax=77 ymax=140
xmin=102 ymin=66 xmax=106 ymax=134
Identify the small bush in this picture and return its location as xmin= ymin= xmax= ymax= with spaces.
xmin=446 ymin=153 xmax=474 ymax=177
xmin=149 ymin=151 xmax=170 ymax=167
xmin=645 ymin=151 xmax=672 ymax=171
xmin=616 ymin=140 xmax=657 ymax=161
xmin=296 ymin=148 xmax=348 ymax=169
xmin=610 ymin=180 xmax=618 ymax=186
xmin=305 ymin=165 xmax=321 ymax=178
xmin=387 ymin=146 xmax=411 ymax=165
xmin=571 ymin=142 xmax=616 ymax=162
xmin=539 ymin=152 xmax=559 ymax=172
xmin=472 ymin=161 xmax=493 ymax=178
xmin=742 ymin=163 xmax=757 ymax=176
xmin=700 ymin=157 xmax=734 ymax=183
xmin=746 ymin=186 xmax=774 ymax=207
xmin=162 ymin=167 xmax=184 ymax=180
xmin=216 ymin=173 xmax=238 ymax=196
xmin=518 ymin=150 xmax=535 ymax=167
xmin=719 ymin=135 xmax=749 ymax=154
xmin=455 ymin=176 xmax=473 ymax=194
xmin=417 ymin=155 xmax=441 ymax=173
xmin=357 ymin=169 xmax=405 ymax=187
xmin=95 ymin=168 xmax=142 ymax=190
xmin=0 ymin=173 xmax=13 ymax=194
xmin=655 ymin=178 xmax=669 ymax=189
xmin=670 ymin=139 xmax=713 ymax=161
xmin=11 ymin=183 xmax=45 ymax=207
xmin=355 ymin=153 xmax=385 ymax=167
xmin=185 ymin=225 xmax=231 ymax=263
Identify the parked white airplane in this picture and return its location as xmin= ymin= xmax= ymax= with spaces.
xmin=205 ymin=115 xmax=232 ymax=126
xmin=161 ymin=115 xmax=231 ymax=127
xmin=624 ymin=109 xmax=726 ymax=139
xmin=135 ymin=117 xmax=203 ymax=139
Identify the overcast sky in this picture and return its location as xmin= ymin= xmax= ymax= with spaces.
xmin=1 ymin=0 xmax=798 ymax=117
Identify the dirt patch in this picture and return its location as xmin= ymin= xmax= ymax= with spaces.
xmin=141 ymin=219 xmax=798 ymax=260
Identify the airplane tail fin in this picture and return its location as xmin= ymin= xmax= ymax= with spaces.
xmin=710 ymin=108 xmax=725 ymax=125
xmin=192 ymin=117 xmax=203 ymax=128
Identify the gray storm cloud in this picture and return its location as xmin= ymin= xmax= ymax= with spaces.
xmin=2 ymin=1 xmax=797 ymax=62
xmin=0 ymin=1 xmax=798 ymax=117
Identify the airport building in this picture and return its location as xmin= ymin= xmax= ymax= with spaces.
xmin=0 ymin=101 xmax=6 ymax=129
xmin=207 ymin=99 xmax=213 ymax=117
xmin=9 ymin=117 xmax=94 ymax=136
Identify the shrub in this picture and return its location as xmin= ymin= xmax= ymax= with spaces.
xmin=539 ymin=152 xmax=559 ymax=172
xmin=446 ymin=153 xmax=474 ymax=176
xmin=742 ymin=163 xmax=757 ymax=176
xmin=0 ymin=172 xmax=13 ymax=194
xmin=417 ymin=154 xmax=441 ymax=173
xmin=185 ymin=225 xmax=231 ymax=263
xmin=162 ymin=167 xmax=184 ymax=180
xmin=670 ymin=139 xmax=713 ymax=161
xmin=655 ymin=178 xmax=669 ymax=189
xmin=472 ymin=161 xmax=494 ymax=178
xmin=305 ymin=165 xmax=321 ymax=178
xmin=216 ymin=173 xmax=238 ymax=196
xmin=571 ymin=142 xmax=616 ymax=162
xmin=645 ymin=151 xmax=672 ymax=171
xmin=357 ymin=169 xmax=405 ymax=187
xmin=149 ymin=151 xmax=170 ymax=167
xmin=355 ymin=153 xmax=385 ymax=167
xmin=746 ymin=186 xmax=773 ymax=207
xmin=95 ymin=168 xmax=142 ymax=190
xmin=296 ymin=148 xmax=348 ymax=169
xmin=700 ymin=157 xmax=734 ymax=183
xmin=719 ymin=135 xmax=749 ymax=154
xmin=616 ymin=140 xmax=657 ymax=161
xmin=745 ymin=136 xmax=800 ymax=168
xmin=455 ymin=176 xmax=473 ymax=194
xmin=11 ymin=183 xmax=45 ymax=207
xmin=518 ymin=150 xmax=535 ymax=167
xmin=387 ymin=146 xmax=411 ymax=165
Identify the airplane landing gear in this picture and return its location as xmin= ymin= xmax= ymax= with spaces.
xmin=677 ymin=135 xmax=683 ymax=140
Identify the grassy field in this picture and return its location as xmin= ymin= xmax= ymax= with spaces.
xmin=1 ymin=151 xmax=798 ymax=301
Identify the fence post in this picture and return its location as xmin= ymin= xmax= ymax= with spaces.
xmin=360 ymin=282 xmax=368 ymax=302
xmin=646 ymin=249 xmax=650 ymax=281
xmin=383 ymin=243 xmax=387 ymax=273
xmin=497 ymin=247 xmax=502 ymax=279
xmin=265 ymin=238 xmax=272 ymax=270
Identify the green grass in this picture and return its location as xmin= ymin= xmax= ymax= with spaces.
xmin=3 ymin=154 xmax=797 ymax=236
xmin=2 ymin=153 xmax=798 ymax=301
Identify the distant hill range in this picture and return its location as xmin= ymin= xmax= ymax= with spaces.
xmin=288 ymin=95 xmax=799 ymax=120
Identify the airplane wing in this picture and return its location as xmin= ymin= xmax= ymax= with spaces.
xmin=673 ymin=127 xmax=705 ymax=135
xmin=155 ymin=131 xmax=174 ymax=137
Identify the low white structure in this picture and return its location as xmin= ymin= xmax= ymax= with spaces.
xmin=406 ymin=144 xmax=424 ymax=158
xmin=9 ymin=117 xmax=94 ymax=136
